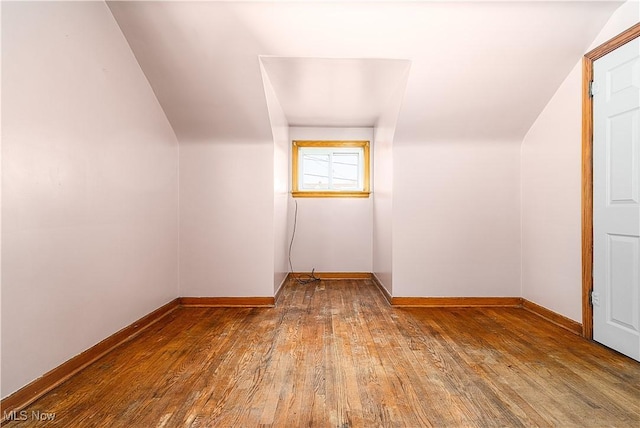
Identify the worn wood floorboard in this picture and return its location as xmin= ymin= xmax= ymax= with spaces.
xmin=4 ymin=279 xmax=639 ymax=427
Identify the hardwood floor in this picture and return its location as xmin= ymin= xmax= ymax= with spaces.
xmin=4 ymin=280 xmax=639 ymax=427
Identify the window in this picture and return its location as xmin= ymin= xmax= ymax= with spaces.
xmin=292 ymin=140 xmax=370 ymax=198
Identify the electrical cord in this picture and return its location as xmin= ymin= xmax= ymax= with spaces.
xmin=288 ymin=199 xmax=320 ymax=285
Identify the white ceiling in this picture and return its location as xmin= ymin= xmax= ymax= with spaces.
xmin=260 ymin=57 xmax=411 ymax=127
xmin=107 ymin=0 xmax=623 ymax=143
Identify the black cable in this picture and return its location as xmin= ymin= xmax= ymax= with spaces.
xmin=288 ymin=199 xmax=320 ymax=285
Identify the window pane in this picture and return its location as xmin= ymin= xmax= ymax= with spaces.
xmin=292 ymin=142 xmax=369 ymax=196
xmin=302 ymin=153 xmax=330 ymax=189
xmin=333 ymin=153 xmax=359 ymax=190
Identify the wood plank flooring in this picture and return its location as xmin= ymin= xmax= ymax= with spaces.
xmin=4 ymin=280 xmax=639 ymax=427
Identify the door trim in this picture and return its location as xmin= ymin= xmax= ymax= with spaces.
xmin=582 ymin=23 xmax=640 ymax=339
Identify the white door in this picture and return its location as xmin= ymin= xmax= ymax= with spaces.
xmin=593 ymin=36 xmax=640 ymax=361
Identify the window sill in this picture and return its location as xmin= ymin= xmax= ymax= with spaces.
xmin=291 ymin=191 xmax=371 ymax=199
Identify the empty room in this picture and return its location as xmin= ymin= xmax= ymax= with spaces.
xmin=1 ymin=0 xmax=639 ymax=426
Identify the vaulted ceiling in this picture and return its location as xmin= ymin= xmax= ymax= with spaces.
xmin=107 ymin=0 xmax=623 ymax=143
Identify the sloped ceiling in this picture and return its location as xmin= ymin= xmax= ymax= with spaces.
xmin=107 ymin=0 xmax=623 ymax=143
xmin=260 ymin=57 xmax=411 ymax=127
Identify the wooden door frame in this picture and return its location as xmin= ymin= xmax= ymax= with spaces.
xmin=582 ymin=23 xmax=640 ymax=339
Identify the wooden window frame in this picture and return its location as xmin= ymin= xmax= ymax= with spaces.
xmin=581 ymin=23 xmax=640 ymax=339
xmin=291 ymin=140 xmax=371 ymax=198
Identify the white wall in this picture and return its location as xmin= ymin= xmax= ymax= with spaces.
xmin=1 ymin=1 xmax=179 ymax=398
xmin=521 ymin=0 xmax=639 ymax=321
xmin=372 ymin=124 xmax=393 ymax=293
xmin=392 ymin=140 xmax=521 ymax=297
xmin=260 ymin=60 xmax=290 ymax=293
xmin=372 ymin=66 xmax=410 ymax=295
xmin=274 ymin=135 xmax=289 ymax=292
xmin=179 ymin=141 xmax=274 ymax=297
xmin=288 ymin=127 xmax=373 ymax=273
xmin=0 ymin=0 xmax=4 ymax=388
